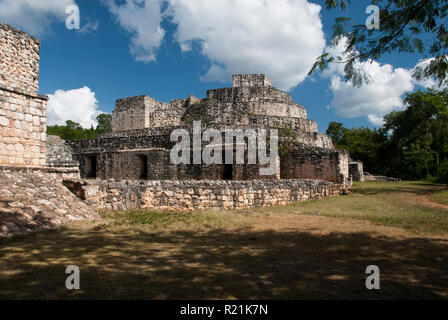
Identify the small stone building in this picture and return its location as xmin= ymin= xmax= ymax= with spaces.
xmin=70 ymin=74 xmax=350 ymax=184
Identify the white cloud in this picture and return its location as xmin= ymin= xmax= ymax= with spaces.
xmin=168 ymin=0 xmax=325 ymax=91
xmin=0 ymin=0 xmax=76 ymax=35
xmin=104 ymin=0 xmax=165 ymax=62
xmin=47 ymin=87 xmax=104 ymax=128
xmin=323 ymin=38 xmax=416 ymax=126
xmin=77 ymin=20 xmax=99 ymax=34
xmin=104 ymin=0 xmax=325 ymax=91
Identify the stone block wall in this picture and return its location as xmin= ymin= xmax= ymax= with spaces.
xmin=280 ymin=147 xmax=349 ymax=183
xmin=112 ymin=95 xmax=180 ymax=132
xmin=0 ymin=87 xmax=48 ymax=167
xmin=0 ymin=22 xmax=40 ymax=95
xmin=0 ymin=23 xmax=48 ymax=168
xmin=65 ymin=178 xmax=345 ymax=212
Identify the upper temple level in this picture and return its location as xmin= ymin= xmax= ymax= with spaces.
xmin=232 ymin=74 xmax=272 ymax=88
xmin=111 ymin=74 xmax=313 ymax=133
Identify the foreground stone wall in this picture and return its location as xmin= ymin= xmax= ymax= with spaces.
xmin=0 ymin=86 xmax=48 ymax=167
xmin=0 ymin=23 xmax=48 ymax=167
xmin=0 ymin=167 xmax=96 ymax=237
xmin=64 ymin=178 xmax=345 ymax=212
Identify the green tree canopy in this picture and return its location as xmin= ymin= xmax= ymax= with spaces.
xmin=47 ymin=114 xmax=112 ymax=141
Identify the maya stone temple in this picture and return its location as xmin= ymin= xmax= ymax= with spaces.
xmin=0 ymin=22 xmax=356 ymax=236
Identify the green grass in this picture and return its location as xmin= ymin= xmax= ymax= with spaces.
xmin=430 ymin=189 xmax=448 ymax=205
xmin=248 ymin=181 xmax=448 ymax=234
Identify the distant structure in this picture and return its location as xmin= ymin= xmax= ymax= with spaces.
xmin=0 ymin=22 xmax=48 ymax=167
xmin=349 ymin=162 xmax=364 ymax=182
xmin=69 ymin=74 xmax=350 ymax=183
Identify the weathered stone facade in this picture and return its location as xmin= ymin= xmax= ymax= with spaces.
xmin=46 ymin=135 xmax=79 ymax=167
xmin=0 ymin=22 xmax=48 ymax=167
xmin=64 ymin=178 xmax=345 ymax=212
xmin=0 ymin=167 xmax=97 ymax=237
xmin=71 ymin=74 xmax=349 ymax=184
xmin=0 ymin=22 xmax=41 ymax=94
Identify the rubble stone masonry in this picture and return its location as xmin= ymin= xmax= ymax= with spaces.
xmin=64 ymin=178 xmax=345 ymax=212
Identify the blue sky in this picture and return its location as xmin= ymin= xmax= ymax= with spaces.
xmin=0 ymin=0 xmax=436 ymax=130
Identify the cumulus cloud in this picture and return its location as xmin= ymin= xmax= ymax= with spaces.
xmin=323 ymin=38 xmax=419 ymax=126
xmin=168 ymin=0 xmax=325 ymax=90
xmin=0 ymin=0 xmax=77 ymax=35
xmin=47 ymin=87 xmax=104 ymax=128
xmin=104 ymin=0 xmax=325 ymax=90
xmin=104 ymin=0 xmax=165 ymax=62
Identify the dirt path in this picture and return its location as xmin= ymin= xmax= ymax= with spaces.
xmin=414 ymin=185 xmax=448 ymax=210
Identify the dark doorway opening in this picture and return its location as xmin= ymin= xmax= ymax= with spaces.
xmin=139 ymin=155 xmax=148 ymax=179
xmin=223 ymin=164 xmax=233 ymax=180
xmin=86 ymin=155 xmax=97 ymax=178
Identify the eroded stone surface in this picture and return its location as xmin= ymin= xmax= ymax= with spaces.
xmin=0 ymin=168 xmax=98 ymax=237
xmin=64 ymin=178 xmax=345 ymax=212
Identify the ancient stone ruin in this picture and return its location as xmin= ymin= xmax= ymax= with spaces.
xmin=1 ymin=22 xmax=352 ymax=236
xmin=68 ymin=73 xmax=349 ymax=183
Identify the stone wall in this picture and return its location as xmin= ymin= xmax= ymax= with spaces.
xmin=0 ymin=22 xmax=40 ymax=95
xmin=0 ymin=23 xmax=48 ymax=168
xmin=280 ymin=147 xmax=349 ymax=184
xmin=46 ymin=135 xmax=79 ymax=167
xmin=0 ymin=87 xmax=48 ymax=167
xmin=64 ymin=178 xmax=345 ymax=212
xmin=0 ymin=166 xmax=95 ymax=237
xmin=112 ymin=95 xmax=181 ymax=132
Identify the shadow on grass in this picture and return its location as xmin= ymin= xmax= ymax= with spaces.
xmin=353 ymin=182 xmax=443 ymax=196
xmin=0 ymin=226 xmax=447 ymax=299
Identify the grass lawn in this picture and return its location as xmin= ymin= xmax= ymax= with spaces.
xmin=0 ymin=181 xmax=447 ymax=299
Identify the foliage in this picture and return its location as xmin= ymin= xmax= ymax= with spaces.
xmin=47 ymin=114 xmax=112 ymax=140
xmin=329 ymin=89 xmax=448 ymax=181
xmin=310 ymin=0 xmax=448 ymax=87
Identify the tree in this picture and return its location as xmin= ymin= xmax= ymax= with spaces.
xmin=96 ymin=113 xmax=112 ymax=133
xmin=326 ymin=121 xmax=346 ymax=145
xmin=310 ymin=0 xmax=448 ymax=87
xmin=384 ymin=88 xmax=448 ymax=180
xmin=47 ymin=113 xmax=112 ymax=141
